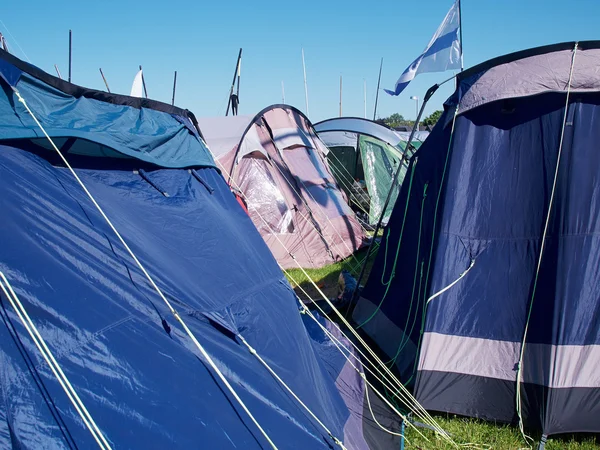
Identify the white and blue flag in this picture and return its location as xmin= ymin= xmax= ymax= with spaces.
xmin=385 ymin=0 xmax=462 ymax=96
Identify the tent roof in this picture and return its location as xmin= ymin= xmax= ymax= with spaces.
xmin=198 ymin=104 xmax=322 ymax=161
xmin=451 ymin=41 xmax=600 ymax=114
xmin=314 ymin=117 xmax=404 ymax=148
xmin=196 ymin=115 xmax=256 ymax=158
xmin=0 ymin=48 xmax=215 ymax=169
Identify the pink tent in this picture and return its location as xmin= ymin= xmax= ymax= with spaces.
xmin=198 ymin=105 xmax=366 ymax=268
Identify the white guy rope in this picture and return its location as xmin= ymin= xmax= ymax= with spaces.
xmin=0 ymin=272 xmax=111 ymax=449
xmin=12 ymin=88 xmax=278 ymax=450
xmin=515 ymin=42 xmax=579 ymax=445
xmin=238 ymin=334 xmax=347 ymax=449
xmin=210 ymin=154 xmax=456 ymax=444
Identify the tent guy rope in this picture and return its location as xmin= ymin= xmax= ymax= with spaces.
xmin=12 ymin=87 xmax=279 ymax=450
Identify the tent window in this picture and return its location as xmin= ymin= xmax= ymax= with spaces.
xmin=240 ymin=157 xmax=294 ymax=234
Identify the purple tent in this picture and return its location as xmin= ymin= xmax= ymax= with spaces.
xmin=198 ymin=105 xmax=366 ymax=269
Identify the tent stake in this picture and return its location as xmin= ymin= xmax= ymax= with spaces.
xmin=350 ymin=82 xmax=440 ymax=313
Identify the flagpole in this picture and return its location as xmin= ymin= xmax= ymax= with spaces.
xmin=281 ymin=81 xmax=285 ymax=103
xmin=373 ymin=57 xmax=383 ymax=120
xmin=459 ymin=0 xmax=464 ymax=71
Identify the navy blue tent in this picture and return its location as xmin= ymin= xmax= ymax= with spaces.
xmin=0 ymin=48 xmax=383 ymax=449
xmin=354 ymin=41 xmax=600 ymax=437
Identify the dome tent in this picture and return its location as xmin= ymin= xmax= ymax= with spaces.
xmin=314 ymin=117 xmax=427 ymax=225
xmin=353 ymin=41 xmax=600 ymax=438
xmin=198 ymin=106 xmax=366 ymax=269
xmin=0 ymin=49 xmax=378 ymax=449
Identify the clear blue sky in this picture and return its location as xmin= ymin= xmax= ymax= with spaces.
xmin=1 ymin=0 xmax=598 ymax=123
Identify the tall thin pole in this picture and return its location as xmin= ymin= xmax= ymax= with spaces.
xmin=339 ymin=75 xmax=343 ymax=117
xmin=236 ymin=58 xmax=241 ymax=98
xmin=54 ymin=64 xmax=62 ymax=79
xmin=171 ymin=71 xmax=177 ymax=105
xmin=99 ymin=68 xmax=110 ymax=92
xmin=68 ymin=30 xmax=72 ymax=83
xmin=281 ymin=81 xmax=285 ymax=103
xmin=225 ymin=48 xmax=242 ymax=116
xmin=364 ymin=79 xmax=367 ymax=118
xmin=302 ymin=48 xmax=310 ymax=118
xmin=458 ymin=0 xmax=464 ymax=71
xmin=139 ymin=65 xmax=148 ymax=98
xmin=373 ymin=57 xmax=383 ymax=120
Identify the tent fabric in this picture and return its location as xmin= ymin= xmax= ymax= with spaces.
xmin=193 ymin=115 xmax=256 ymax=158
xmin=354 ymin=41 xmax=600 ymax=436
xmin=0 ymin=52 xmax=374 ymax=448
xmin=315 ymin=117 xmax=405 ymax=148
xmin=0 ymin=49 xmax=214 ymax=170
xmin=198 ymin=105 xmax=366 ymax=269
xmin=315 ymin=118 xmax=411 ymax=225
xmin=451 ymin=41 xmax=600 ymax=115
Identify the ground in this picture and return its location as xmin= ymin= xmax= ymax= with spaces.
xmin=284 ymin=250 xmax=600 ymax=450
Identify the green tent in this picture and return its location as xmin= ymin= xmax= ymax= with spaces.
xmin=315 ymin=118 xmax=427 ymax=225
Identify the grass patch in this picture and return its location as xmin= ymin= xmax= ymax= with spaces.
xmin=285 ymin=246 xmax=377 ymax=301
xmin=406 ymin=416 xmax=599 ymax=449
xmin=284 ymin=248 xmax=600 ymax=450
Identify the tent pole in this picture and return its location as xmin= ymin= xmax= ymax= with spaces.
xmin=68 ymin=30 xmax=72 ymax=83
xmin=54 ymin=64 xmax=62 ymax=79
xmin=139 ymin=65 xmax=148 ymax=98
xmin=99 ymin=68 xmax=110 ymax=93
xmin=373 ymin=57 xmax=383 ymax=120
xmin=281 ymin=81 xmax=285 ymax=103
xmin=171 ymin=71 xmax=177 ymax=105
xmin=350 ymin=82 xmax=441 ymax=313
xmin=225 ymin=48 xmax=242 ymax=116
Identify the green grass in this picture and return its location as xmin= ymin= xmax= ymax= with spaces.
xmin=406 ymin=416 xmax=599 ymax=449
xmin=284 ymin=252 xmax=600 ymax=450
xmin=285 ymin=245 xmax=378 ymax=302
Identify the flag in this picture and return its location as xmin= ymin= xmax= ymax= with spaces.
xmin=130 ymin=70 xmax=144 ymax=98
xmin=385 ymin=0 xmax=461 ymax=96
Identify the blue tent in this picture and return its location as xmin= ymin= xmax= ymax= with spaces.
xmin=0 ymin=49 xmax=379 ymax=449
xmin=354 ymin=41 xmax=600 ymax=437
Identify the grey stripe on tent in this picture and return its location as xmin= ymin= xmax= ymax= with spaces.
xmin=352 ymin=297 xmax=417 ymax=377
xmin=420 ymin=332 xmax=600 ymax=389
